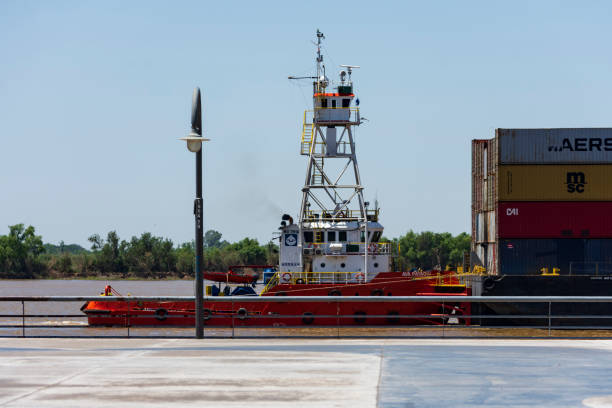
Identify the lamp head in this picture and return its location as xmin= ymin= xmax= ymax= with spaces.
xmin=180 ymin=134 xmax=210 ymax=153
xmin=179 ymin=87 xmax=210 ymax=152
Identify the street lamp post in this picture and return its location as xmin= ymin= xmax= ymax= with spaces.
xmin=180 ymin=87 xmax=210 ymax=339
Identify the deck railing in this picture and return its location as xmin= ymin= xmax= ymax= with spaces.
xmin=3 ymin=296 xmax=612 ymax=338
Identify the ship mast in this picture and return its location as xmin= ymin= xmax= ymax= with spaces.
xmin=292 ymin=30 xmax=372 ymax=277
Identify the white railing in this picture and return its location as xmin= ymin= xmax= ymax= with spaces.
xmin=303 ymin=242 xmax=391 ymax=255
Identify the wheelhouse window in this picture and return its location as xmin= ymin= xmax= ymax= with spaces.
xmin=331 ymin=99 xmax=337 ymax=108
xmin=338 ymin=231 xmax=347 ymax=242
xmin=303 ymin=231 xmax=313 ymax=243
xmin=328 ymin=231 xmax=336 ymax=242
xmin=361 ymin=231 xmax=375 ymax=242
xmin=372 ymin=231 xmax=382 ymax=242
xmin=321 ymin=99 xmax=328 ymax=108
xmin=342 ymin=99 xmax=350 ymax=108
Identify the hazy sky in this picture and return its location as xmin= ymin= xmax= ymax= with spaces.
xmin=2 ymin=1 xmax=612 ymax=248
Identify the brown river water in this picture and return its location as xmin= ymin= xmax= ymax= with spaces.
xmin=1 ymin=280 xmax=611 ymax=338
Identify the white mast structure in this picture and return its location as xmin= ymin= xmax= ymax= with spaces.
xmin=288 ymin=30 xmax=377 ymax=281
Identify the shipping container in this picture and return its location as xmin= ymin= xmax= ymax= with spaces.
xmin=498 ymin=239 xmax=612 ymax=275
xmin=498 ymin=128 xmax=612 ymax=164
xmin=498 ymin=202 xmax=612 ymax=238
xmin=498 ymin=164 xmax=612 ymax=201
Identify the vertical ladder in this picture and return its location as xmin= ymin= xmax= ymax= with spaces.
xmin=300 ymin=112 xmax=314 ymax=155
xmin=311 ymin=156 xmax=324 ymax=185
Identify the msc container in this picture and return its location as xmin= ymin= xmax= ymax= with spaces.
xmin=498 ymin=239 xmax=612 ymax=275
xmin=498 ymin=164 xmax=612 ymax=201
xmin=498 ymin=202 xmax=612 ymax=239
xmin=498 ymin=128 xmax=612 ymax=164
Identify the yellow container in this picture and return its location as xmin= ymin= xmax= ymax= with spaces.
xmin=498 ymin=165 xmax=612 ymax=201
xmin=205 ymin=285 xmax=212 ymax=296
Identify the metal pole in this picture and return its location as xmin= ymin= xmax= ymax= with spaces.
xmin=442 ymin=300 xmax=445 ymax=338
xmin=548 ymin=301 xmax=551 ymax=337
xmin=192 ymin=88 xmax=204 ymax=339
xmin=364 ymin=211 xmax=368 ymax=282
xmin=127 ymin=300 xmax=130 ymax=338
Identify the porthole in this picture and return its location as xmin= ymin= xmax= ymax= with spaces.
xmin=340 ymin=263 xmax=346 ymax=268
xmin=374 ymin=262 xmax=379 ymax=268
xmin=320 ymin=262 xmax=326 ymax=268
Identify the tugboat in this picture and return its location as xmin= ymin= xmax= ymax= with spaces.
xmin=82 ymin=31 xmax=470 ymax=327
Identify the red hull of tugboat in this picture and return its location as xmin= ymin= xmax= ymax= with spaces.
xmin=82 ymin=271 xmax=471 ymax=327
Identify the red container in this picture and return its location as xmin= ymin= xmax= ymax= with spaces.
xmin=498 ymin=202 xmax=612 ymax=238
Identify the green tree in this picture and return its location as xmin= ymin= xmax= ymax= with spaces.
xmin=397 ymin=230 xmax=470 ymax=270
xmin=204 ymin=230 xmax=222 ymax=248
xmin=0 ymin=224 xmax=45 ymax=278
xmin=55 ymin=253 xmax=73 ymax=275
xmin=90 ymin=231 xmax=126 ymax=275
xmin=88 ymin=234 xmax=103 ymax=251
xmin=122 ymin=232 xmax=176 ymax=277
xmin=176 ymin=242 xmax=194 ymax=276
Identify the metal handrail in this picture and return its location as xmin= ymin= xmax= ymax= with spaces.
xmin=4 ymin=296 xmax=612 ymax=339
xmin=303 ymin=209 xmax=379 ymax=220
xmin=3 ymin=295 xmax=612 ymax=302
xmin=301 ymin=241 xmax=391 ymax=255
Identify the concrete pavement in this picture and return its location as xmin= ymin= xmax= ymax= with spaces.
xmin=1 ymin=338 xmax=612 ymax=407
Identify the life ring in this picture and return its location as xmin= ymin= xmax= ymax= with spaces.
xmin=368 ymin=244 xmax=377 ymax=254
xmin=203 ymin=308 xmax=211 ymax=321
xmin=302 ymin=312 xmax=315 ymax=325
xmin=353 ymin=310 xmax=367 ymax=324
xmin=386 ymin=310 xmax=400 ymax=324
xmin=281 ymin=272 xmax=292 ymax=283
xmin=354 ymin=272 xmax=365 ymax=282
xmin=328 ymin=288 xmax=341 ymax=296
xmin=237 ymin=307 xmax=248 ymax=320
xmin=370 ymin=288 xmax=384 ymax=296
xmin=155 ymin=308 xmax=168 ymax=321
xmin=483 ymin=277 xmax=496 ymax=291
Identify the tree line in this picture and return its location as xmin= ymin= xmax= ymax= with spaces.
xmin=389 ymin=231 xmax=471 ymax=271
xmin=0 ymin=224 xmax=470 ymax=279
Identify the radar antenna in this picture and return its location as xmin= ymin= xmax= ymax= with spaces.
xmin=339 ymin=65 xmax=360 ymax=82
